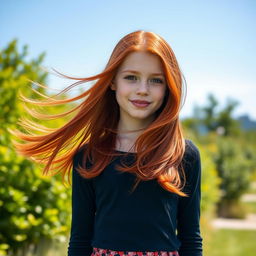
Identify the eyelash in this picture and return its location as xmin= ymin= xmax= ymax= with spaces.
xmin=150 ymin=78 xmax=163 ymax=84
xmin=124 ymin=75 xmax=137 ymax=81
xmin=124 ymin=75 xmax=164 ymax=84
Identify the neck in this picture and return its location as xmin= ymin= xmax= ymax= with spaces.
xmin=117 ymin=117 xmax=152 ymax=136
xmin=115 ymin=116 xmax=154 ymax=152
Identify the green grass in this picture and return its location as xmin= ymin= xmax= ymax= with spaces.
xmin=205 ymin=229 xmax=256 ymax=256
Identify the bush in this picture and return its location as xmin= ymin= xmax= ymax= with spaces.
xmin=213 ymin=137 xmax=252 ymax=218
xmin=0 ymin=40 xmax=71 ymax=256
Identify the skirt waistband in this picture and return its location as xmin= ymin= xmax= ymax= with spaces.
xmin=91 ymin=247 xmax=179 ymax=256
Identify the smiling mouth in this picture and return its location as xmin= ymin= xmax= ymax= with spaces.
xmin=130 ymin=100 xmax=151 ymax=108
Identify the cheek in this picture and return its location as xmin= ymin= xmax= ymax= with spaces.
xmin=154 ymin=87 xmax=167 ymax=102
xmin=114 ymin=88 xmax=128 ymax=106
xmin=115 ymin=84 xmax=131 ymax=98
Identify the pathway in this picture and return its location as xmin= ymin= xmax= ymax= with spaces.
xmin=211 ymin=213 xmax=256 ymax=230
xmin=211 ymin=187 xmax=256 ymax=230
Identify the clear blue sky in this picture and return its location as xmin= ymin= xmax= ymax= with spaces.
xmin=1 ymin=0 xmax=256 ymax=119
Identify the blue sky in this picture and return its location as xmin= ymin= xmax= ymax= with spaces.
xmin=1 ymin=0 xmax=256 ymax=119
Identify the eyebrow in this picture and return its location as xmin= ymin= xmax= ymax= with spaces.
xmin=121 ymin=70 xmax=164 ymax=76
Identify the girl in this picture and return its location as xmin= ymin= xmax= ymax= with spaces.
xmin=12 ymin=31 xmax=203 ymax=256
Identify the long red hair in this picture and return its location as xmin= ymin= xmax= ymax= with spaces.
xmin=10 ymin=30 xmax=188 ymax=196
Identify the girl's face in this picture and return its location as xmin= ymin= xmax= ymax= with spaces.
xmin=111 ymin=51 xmax=167 ymax=126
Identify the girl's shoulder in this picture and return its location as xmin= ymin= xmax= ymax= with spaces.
xmin=73 ymin=141 xmax=200 ymax=164
xmin=183 ymin=139 xmax=201 ymax=165
xmin=73 ymin=144 xmax=89 ymax=165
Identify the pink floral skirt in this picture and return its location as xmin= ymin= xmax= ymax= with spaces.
xmin=91 ymin=247 xmax=179 ymax=256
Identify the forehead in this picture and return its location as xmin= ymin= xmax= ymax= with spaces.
xmin=118 ymin=51 xmax=164 ymax=74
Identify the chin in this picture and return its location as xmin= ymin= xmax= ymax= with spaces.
xmin=130 ymin=114 xmax=154 ymax=122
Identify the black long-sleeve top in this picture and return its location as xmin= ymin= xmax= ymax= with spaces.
xmin=67 ymin=139 xmax=203 ymax=256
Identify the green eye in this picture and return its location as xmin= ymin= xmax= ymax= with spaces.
xmin=150 ymin=78 xmax=163 ymax=84
xmin=124 ymin=75 xmax=137 ymax=81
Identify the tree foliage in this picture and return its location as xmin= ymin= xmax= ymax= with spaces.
xmin=212 ymin=137 xmax=254 ymax=218
xmin=183 ymin=93 xmax=241 ymax=137
xmin=183 ymin=93 xmax=256 ymax=218
xmin=0 ymin=39 xmax=71 ymax=256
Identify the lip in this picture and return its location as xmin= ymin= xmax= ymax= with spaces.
xmin=130 ymin=100 xmax=151 ymax=108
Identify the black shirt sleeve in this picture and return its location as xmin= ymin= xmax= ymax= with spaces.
xmin=67 ymin=149 xmax=96 ymax=256
xmin=177 ymin=140 xmax=203 ymax=256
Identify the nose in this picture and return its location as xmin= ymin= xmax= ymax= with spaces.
xmin=136 ymin=80 xmax=149 ymax=95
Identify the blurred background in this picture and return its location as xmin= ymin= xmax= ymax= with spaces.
xmin=0 ymin=0 xmax=255 ymax=255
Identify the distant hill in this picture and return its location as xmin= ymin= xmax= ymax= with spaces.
xmin=237 ymin=115 xmax=256 ymax=130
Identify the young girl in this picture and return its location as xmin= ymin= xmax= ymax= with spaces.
xmin=12 ymin=30 xmax=203 ymax=256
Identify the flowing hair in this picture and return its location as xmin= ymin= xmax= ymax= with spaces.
xmin=10 ymin=30 xmax=188 ymax=196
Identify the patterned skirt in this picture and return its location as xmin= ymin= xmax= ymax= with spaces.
xmin=91 ymin=247 xmax=179 ymax=256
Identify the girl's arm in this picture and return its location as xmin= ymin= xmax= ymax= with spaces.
xmin=68 ymin=149 xmax=96 ymax=256
xmin=177 ymin=141 xmax=203 ymax=256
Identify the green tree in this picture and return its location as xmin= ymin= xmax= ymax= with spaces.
xmin=183 ymin=93 xmax=241 ymax=137
xmin=216 ymin=98 xmax=241 ymax=136
xmin=213 ymin=137 xmax=253 ymax=218
xmin=201 ymin=94 xmax=219 ymax=132
xmin=182 ymin=93 xmax=256 ymax=213
xmin=0 ymin=40 xmax=71 ymax=255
